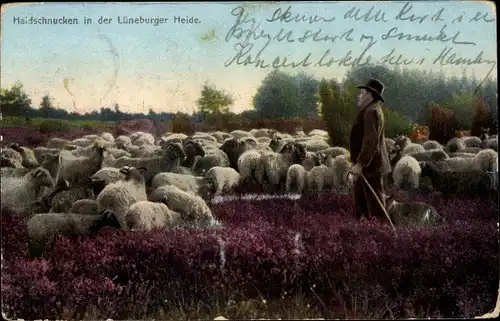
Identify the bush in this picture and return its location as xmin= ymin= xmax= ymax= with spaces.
xmin=428 ymin=105 xmax=458 ymax=144
xmin=35 ymin=119 xmax=72 ymax=133
xmin=383 ymin=107 xmax=415 ymax=139
xmin=2 ymin=192 xmax=498 ymax=319
xmin=167 ymin=113 xmax=195 ymax=136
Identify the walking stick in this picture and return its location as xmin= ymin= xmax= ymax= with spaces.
xmin=349 ymin=172 xmax=398 ymax=235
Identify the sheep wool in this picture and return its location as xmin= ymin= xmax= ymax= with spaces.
xmin=443 ymin=157 xmax=474 ymax=172
xmin=125 ymin=201 xmax=181 ymax=231
xmin=70 ymin=199 xmax=100 ymax=215
xmin=332 ymin=154 xmax=353 ymax=192
xmin=9 ymin=144 xmax=39 ymax=168
xmin=463 ymin=136 xmax=482 ymax=148
xmin=151 ymin=172 xmax=206 ymax=195
xmin=422 ymin=140 xmax=443 ymax=150
xmin=55 ymin=141 xmax=106 ymax=186
xmin=473 ymin=149 xmax=498 ymax=172
xmin=205 ymin=166 xmax=241 ymax=194
xmin=148 ymin=184 xmax=216 ymax=227
xmin=307 ymin=164 xmax=333 ymax=195
xmin=407 ymin=149 xmax=449 ymax=162
xmin=401 ymin=143 xmax=425 ymax=156
xmin=1 ymin=147 xmax=24 ymax=168
xmin=392 ymin=155 xmax=421 ymax=191
xmin=446 ymin=137 xmax=466 ymax=153
xmin=386 ymin=199 xmax=445 ymax=229
xmin=238 ymin=150 xmax=262 ymax=183
xmin=1 ymin=167 xmax=54 ymax=216
xmin=286 ymin=164 xmax=308 ymax=193
xmin=26 ymin=212 xmax=121 ymax=258
xmin=96 ymin=166 xmax=148 ymax=229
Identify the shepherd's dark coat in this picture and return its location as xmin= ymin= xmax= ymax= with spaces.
xmin=349 ymin=102 xmax=392 ymax=220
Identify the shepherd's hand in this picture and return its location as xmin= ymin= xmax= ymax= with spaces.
xmin=349 ymin=163 xmax=363 ymax=182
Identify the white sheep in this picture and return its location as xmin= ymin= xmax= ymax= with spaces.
xmin=301 ymin=151 xmax=321 ymax=171
xmin=463 ymin=136 xmax=482 ymax=148
xmin=443 ymin=157 xmax=475 ymax=172
xmin=100 ymin=132 xmax=115 ymax=142
xmin=204 ymin=166 xmax=241 ymax=194
xmin=151 ymin=172 xmax=207 ymax=195
xmin=230 ymin=130 xmax=252 ymax=140
xmin=320 ymin=146 xmax=350 ymax=159
xmin=332 ymin=154 xmax=353 ymax=193
xmin=422 ymin=140 xmax=443 ymax=150
xmin=286 ymin=164 xmax=308 ymax=193
xmin=96 ymin=166 xmax=148 ymax=229
xmin=473 ymin=149 xmax=498 ymax=172
xmin=401 ymin=143 xmax=425 ymax=156
xmin=26 ymin=211 xmax=121 ymax=258
xmin=9 ymin=143 xmax=39 ymax=168
xmin=70 ymin=199 xmax=99 ymax=215
xmin=70 ymin=138 xmax=95 ymax=147
xmin=308 ymin=129 xmax=328 ymax=137
xmin=255 ymin=142 xmax=304 ymax=188
xmin=407 ymin=149 xmax=449 ymax=162
xmin=1 ymin=167 xmax=54 ymax=216
xmin=32 ymin=147 xmax=60 ymax=164
xmin=148 ymin=184 xmax=220 ymax=228
xmin=237 ymin=150 xmax=262 ymax=183
xmin=47 ymin=137 xmax=70 ymax=149
xmin=1 ymin=147 xmax=24 ymax=168
xmin=115 ymin=135 xmax=132 ymax=148
xmin=481 ymin=137 xmax=498 ymax=151
xmin=125 ymin=201 xmax=181 ymax=231
xmin=302 ymin=139 xmax=330 ymax=152
xmin=55 ymin=141 xmax=106 ymax=186
xmin=392 ymin=155 xmax=421 ymax=192
xmin=446 ymin=137 xmax=466 ymax=153
xmin=386 ymin=197 xmax=445 ymax=229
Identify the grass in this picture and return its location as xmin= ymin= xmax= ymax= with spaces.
xmin=0 ymin=116 xmax=116 ymax=129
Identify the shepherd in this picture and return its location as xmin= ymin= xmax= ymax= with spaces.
xmin=348 ymin=79 xmax=392 ymax=220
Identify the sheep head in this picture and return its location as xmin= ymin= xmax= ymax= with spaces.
xmin=165 ymin=142 xmax=187 ymax=162
xmin=292 ymin=142 xmax=308 ymax=163
xmin=219 ymin=138 xmax=239 ymax=155
xmin=31 ymin=167 xmax=54 ymax=188
xmin=269 ymin=136 xmax=284 ymax=152
xmin=315 ymin=152 xmax=326 ymax=166
xmin=92 ymin=140 xmax=107 ymax=152
xmin=184 ymin=140 xmax=205 ymax=158
xmin=279 ymin=141 xmax=295 ymax=154
xmin=55 ymin=178 xmax=70 ymax=192
xmin=1 ymin=156 xmax=15 ymax=167
xmin=9 ymin=143 xmax=22 ymax=152
xmin=480 ymin=127 xmax=490 ymax=141
xmin=91 ymin=210 xmax=121 ymax=234
xmin=119 ymin=166 xmax=147 ymax=183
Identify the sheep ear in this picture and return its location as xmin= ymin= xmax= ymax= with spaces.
xmin=137 ymin=167 xmax=148 ymax=174
xmin=33 ymin=168 xmax=43 ymax=178
xmin=119 ymin=166 xmax=131 ymax=175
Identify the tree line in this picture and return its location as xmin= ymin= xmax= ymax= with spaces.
xmin=1 ymin=65 xmax=497 ymax=129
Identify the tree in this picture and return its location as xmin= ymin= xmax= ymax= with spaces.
xmin=0 ymin=82 xmax=33 ymax=116
xmin=39 ymin=94 xmax=54 ymax=118
xmin=196 ymin=83 xmax=234 ymax=115
xmin=292 ymin=72 xmax=320 ymax=119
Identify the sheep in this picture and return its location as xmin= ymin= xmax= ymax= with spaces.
xmin=302 ymin=139 xmax=330 ymax=152
xmin=252 ymin=128 xmax=274 ymax=138
xmin=462 ymin=147 xmax=481 ymax=154
xmin=422 ymin=140 xmax=443 ymax=150
xmin=230 ymin=129 xmax=252 ymax=140
xmin=183 ymin=140 xmax=206 ymax=169
xmin=55 ymin=141 xmax=106 ymax=187
xmin=193 ymin=152 xmax=231 ymax=176
xmin=392 ymin=155 xmax=421 ymax=193
xmin=151 ymin=172 xmax=207 ymax=195
xmin=113 ymin=141 xmax=186 ymax=186
xmin=49 ymin=185 xmax=95 ymax=213
xmin=255 ymin=142 xmax=307 ymax=190
xmin=1 ymin=147 xmax=23 ymax=168
xmin=89 ymin=167 xmax=127 ymax=196
xmin=301 ymin=151 xmax=322 ymax=171
xmin=419 ymin=161 xmax=495 ymax=197
xmin=131 ymin=132 xmax=155 ymax=146
xmin=286 ymin=164 xmax=308 ymax=194
xmin=105 ymin=148 xmax=131 ymax=159
xmin=385 ymin=196 xmax=445 ymax=229
xmin=448 ymin=152 xmax=476 ymax=159
xmin=446 ymin=137 xmax=466 ymax=153
xmin=268 ymin=135 xmax=286 ymax=153
xmin=211 ymin=131 xmax=232 ymax=143
xmin=47 ymin=137 xmax=70 ymax=149
xmin=332 ymin=154 xmax=353 ymax=193
xmin=443 ymin=157 xmax=475 ymax=172
xmin=463 ymin=136 xmax=482 ymax=148
xmin=309 ymin=129 xmax=328 ymax=137
xmin=83 ymin=134 xmax=99 ymax=141
xmin=96 ymin=166 xmax=148 ymax=229
xmin=473 ymin=149 xmax=498 ymax=172
xmin=192 ymin=134 xmax=218 ymax=143
xmin=70 ymin=138 xmax=95 ymax=147
xmin=31 ymin=179 xmax=70 ymax=214
xmin=204 ymin=166 xmax=240 ymax=194
xmin=115 ymin=135 xmax=132 ymax=148
xmin=148 ymin=184 xmax=220 ymax=228
xmin=394 ymin=135 xmax=411 ymax=151
xmin=100 ymin=132 xmax=115 ymax=142
xmin=407 ymin=149 xmax=449 ymax=162
xmin=69 ymin=199 xmax=100 ymax=215
xmin=9 ymin=143 xmax=40 ymax=168
xmin=237 ymin=149 xmax=263 ymax=183
xmin=320 ymin=146 xmax=350 ymax=159
xmin=1 ymin=167 xmax=54 ymax=216
xmin=481 ymin=137 xmax=498 ymax=151
xmin=401 ymin=143 xmax=425 ymax=156
xmin=125 ymin=201 xmax=181 ymax=231
xmin=160 ymin=133 xmax=188 ymax=146
xmin=26 ymin=211 xmax=121 ymax=258
xmin=32 ymin=147 xmax=60 ymax=163
xmin=219 ymin=138 xmax=253 ymax=170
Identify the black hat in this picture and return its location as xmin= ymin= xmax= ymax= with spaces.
xmin=357 ymin=78 xmax=385 ymax=102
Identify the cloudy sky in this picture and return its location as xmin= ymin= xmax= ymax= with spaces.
xmin=1 ymin=1 xmax=496 ymax=114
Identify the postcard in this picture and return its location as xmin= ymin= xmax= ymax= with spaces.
xmin=1 ymin=1 xmax=498 ymax=320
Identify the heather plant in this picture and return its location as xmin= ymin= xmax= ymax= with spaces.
xmin=1 ymin=190 xmax=498 ymax=319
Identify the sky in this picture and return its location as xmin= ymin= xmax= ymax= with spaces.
xmin=1 ymin=1 xmax=497 ymax=114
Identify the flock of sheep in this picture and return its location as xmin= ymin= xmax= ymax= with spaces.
xmin=1 ymin=127 xmax=498 ymax=258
